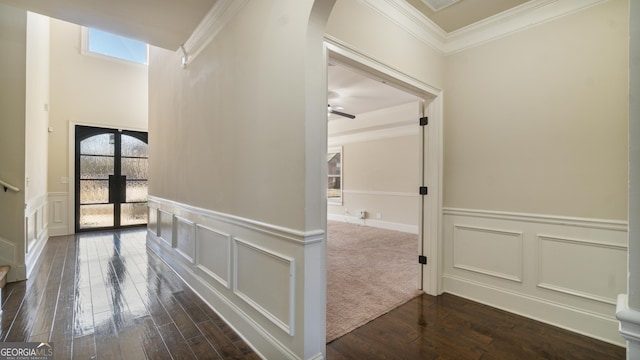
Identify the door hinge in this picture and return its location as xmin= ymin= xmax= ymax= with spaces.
xmin=419 ymin=117 xmax=428 ymax=126
xmin=419 ymin=186 xmax=428 ymax=195
xmin=418 ymin=255 xmax=427 ymax=265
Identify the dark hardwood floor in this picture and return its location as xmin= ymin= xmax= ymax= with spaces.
xmin=0 ymin=228 xmax=626 ymax=359
xmin=0 ymin=229 xmax=259 ymax=359
xmin=327 ymin=292 xmax=626 ymax=360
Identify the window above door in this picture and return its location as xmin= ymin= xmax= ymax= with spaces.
xmin=81 ymin=27 xmax=148 ymax=65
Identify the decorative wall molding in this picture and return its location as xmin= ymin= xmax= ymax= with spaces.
xmin=175 ymin=215 xmax=196 ymax=264
xmin=444 ymin=0 xmax=608 ymax=54
xmin=361 ymin=0 xmax=609 ymax=55
xmin=182 ymin=0 xmax=250 ymax=65
xmin=452 ymin=225 xmax=523 ymax=283
xmin=147 ymin=196 xmax=326 ymax=359
xmin=616 ymin=294 xmax=640 ymax=347
xmin=196 ymin=224 xmax=231 ymax=289
xmin=24 ymin=193 xmax=49 ymax=279
xmin=444 ymin=208 xmax=627 ymax=232
xmin=537 ymin=235 xmax=626 ymax=305
xmin=443 ymin=208 xmax=627 ymax=346
xmin=48 ymin=192 xmax=69 ymax=236
xmin=148 ymin=196 xmax=324 ymax=244
xmin=233 ymin=237 xmax=296 ymax=336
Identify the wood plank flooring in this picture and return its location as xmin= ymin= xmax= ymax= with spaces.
xmin=0 ymin=229 xmax=259 ymax=359
xmin=327 ymin=292 xmax=626 ymax=359
xmin=1 ymin=228 xmax=627 ymax=359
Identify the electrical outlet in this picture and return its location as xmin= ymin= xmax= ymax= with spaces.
xmin=356 ymin=210 xmax=366 ymax=219
xmin=376 ymin=213 xmax=382 ymax=219
xmin=61 ymin=177 xmax=68 ymax=184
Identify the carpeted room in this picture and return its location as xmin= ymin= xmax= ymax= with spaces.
xmin=326 ymin=221 xmax=421 ymax=342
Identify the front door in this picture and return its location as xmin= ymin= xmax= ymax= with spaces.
xmin=75 ymin=125 xmax=149 ymax=232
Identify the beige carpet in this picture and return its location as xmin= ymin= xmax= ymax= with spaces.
xmin=326 ymin=221 xmax=422 ymax=343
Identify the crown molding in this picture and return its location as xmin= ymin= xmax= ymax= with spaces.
xmin=361 ymin=0 xmax=610 ymax=55
xmin=181 ymin=0 xmax=249 ymax=65
xmin=360 ymin=0 xmax=447 ymax=54
xmin=444 ymin=0 xmax=608 ymax=54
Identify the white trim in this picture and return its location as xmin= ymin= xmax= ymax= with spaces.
xmin=444 ymin=274 xmax=625 ymax=346
xmin=360 ymin=0 xmax=609 ymax=55
xmin=148 ymin=196 xmax=324 ymax=244
xmin=174 ymin=215 xmax=196 ymax=264
xmin=443 ymin=208 xmax=628 ymax=232
xmin=452 ymin=224 xmax=523 ymax=283
xmin=146 ymin=233 xmax=295 ymax=360
xmin=181 ymin=0 xmax=250 ymax=65
xmin=342 ymin=189 xmax=418 ymax=198
xmin=233 ymin=237 xmax=296 ymax=336
xmin=195 ymin=224 xmax=232 ymax=289
xmin=327 ymin=213 xmax=418 ymax=234
xmin=325 ymin=37 xmax=443 ymax=296
xmin=617 ymin=294 xmax=640 ymax=343
xmin=359 ymin=0 xmax=446 ymax=53
xmin=536 ymin=234 xmax=626 ymax=305
xmin=328 ymin=123 xmax=418 ymax=146
xmin=444 ymin=0 xmax=608 ymax=54
xmin=325 ymin=36 xmax=442 ymax=97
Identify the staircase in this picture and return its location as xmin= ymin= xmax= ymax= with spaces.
xmin=0 ymin=265 xmax=9 ymax=312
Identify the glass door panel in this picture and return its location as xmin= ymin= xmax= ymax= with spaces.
xmin=76 ymin=126 xmax=148 ymax=232
xmin=120 ymin=134 xmax=148 ymax=226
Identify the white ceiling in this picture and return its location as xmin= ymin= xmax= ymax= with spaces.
xmin=0 ymin=0 xmax=531 ymax=119
xmin=327 ymin=65 xmax=421 ymax=121
xmin=0 ymin=0 xmax=216 ymax=49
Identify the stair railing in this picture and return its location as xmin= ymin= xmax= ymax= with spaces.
xmin=0 ymin=179 xmax=20 ymax=193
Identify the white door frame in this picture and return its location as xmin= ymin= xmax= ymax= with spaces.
xmin=324 ymin=36 xmax=443 ymax=295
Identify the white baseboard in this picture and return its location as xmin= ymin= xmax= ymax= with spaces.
xmin=147 ymin=196 xmax=326 ymax=360
xmin=444 ymin=274 xmax=624 ymax=346
xmin=443 ymin=207 xmax=627 ymax=347
xmin=617 ymin=294 xmax=640 ymax=356
xmin=327 ymin=213 xmax=418 ymax=234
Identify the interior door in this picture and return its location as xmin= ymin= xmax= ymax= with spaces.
xmin=75 ymin=125 xmax=148 ymax=232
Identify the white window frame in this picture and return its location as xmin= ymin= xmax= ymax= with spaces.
xmin=328 ymin=146 xmax=343 ymax=205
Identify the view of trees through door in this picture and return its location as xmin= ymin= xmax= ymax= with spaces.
xmin=75 ymin=125 xmax=148 ymax=232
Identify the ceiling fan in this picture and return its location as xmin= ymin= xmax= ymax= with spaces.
xmin=328 ymin=104 xmax=355 ymax=119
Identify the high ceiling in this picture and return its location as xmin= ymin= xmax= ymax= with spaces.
xmin=0 ymin=0 xmax=536 ymax=120
xmin=329 ymin=0 xmax=534 ymax=120
xmin=0 ymin=0 xmax=216 ymax=49
xmin=405 ymin=0 xmax=531 ymax=32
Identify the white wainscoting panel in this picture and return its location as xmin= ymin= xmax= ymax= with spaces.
xmin=48 ymin=192 xmax=70 ymax=236
xmin=537 ymin=235 xmax=627 ymax=305
xmin=148 ymin=206 xmax=159 ymax=236
xmin=452 ymin=225 xmax=523 ymax=282
xmin=234 ymin=238 xmax=295 ymax=336
xmin=196 ymin=225 xmax=231 ymax=289
xmin=158 ymin=210 xmax=174 ymax=247
xmin=146 ymin=196 xmax=325 ymax=360
xmin=443 ymin=208 xmax=628 ymax=346
xmin=175 ymin=216 xmax=196 ymax=264
xmin=25 ymin=194 xmax=49 ymax=279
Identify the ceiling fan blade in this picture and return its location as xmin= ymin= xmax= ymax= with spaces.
xmin=329 ymin=109 xmax=356 ymax=119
